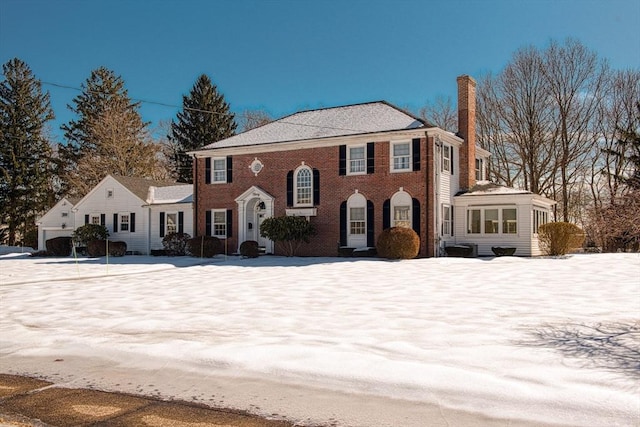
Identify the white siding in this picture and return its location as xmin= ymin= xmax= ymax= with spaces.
xmin=37 ymin=198 xmax=75 ymax=250
xmin=148 ymin=204 xmax=194 ymax=251
xmin=73 ymin=176 xmax=149 ymax=254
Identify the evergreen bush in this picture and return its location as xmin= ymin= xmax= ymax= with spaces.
xmin=538 ymin=222 xmax=585 ymax=256
xmin=239 ymin=240 xmax=260 ymax=258
xmin=45 ymin=236 xmax=73 ymax=256
xmin=87 ymin=240 xmax=127 ymax=257
xmin=377 ymin=227 xmax=420 ymax=259
xmin=162 ymin=232 xmax=191 ymax=256
xmin=72 ymin=224 xmax=109 ymax=246
xmin=259 ymin=216 xmax=316 ymax=256
xmin=187 ymin=235 xmax=222 ymax=258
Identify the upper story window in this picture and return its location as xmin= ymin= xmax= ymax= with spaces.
xmin=442 ymin=205 xmax=452 ymax=236
xmin=348 ymin=146 xmax=366 ymax=174
xmin=212 ymin=158 xmax=227 ymax=183
xmin=475 ymin=158 xmax=484 ymax=181
xmin=391 ymin=142 xmax=411 ymax=172
xmin=442 ymin=145 xmax=451 ymax=173
xmin=61 ymin=211 xmax=68 ymax=218
xmin=295 ymin=166 xmax=313 ymax=206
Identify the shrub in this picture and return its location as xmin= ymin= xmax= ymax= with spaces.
xmin=72 ymin=224 xmax=109 ymax=246
xmin=376 ymin=227 xmax=420 ymax=259
xmin=259 ymin=215 xmax=316 ymax=256
xmin=239 ymin=240 xmax=260 ymax=258
xmin=538 ymin=222 xmax=585 ymax=256
xmin=162 ymin=232 xmax=191 ymax=256
xmin=187 ymin=235 xmax=222 ymax=258
xmin=87 ymin=240 xmax=127 ymax=257
xmin=45 ymin=236 xmax=73 ymax=256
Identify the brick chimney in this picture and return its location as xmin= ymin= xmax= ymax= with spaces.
xmin=457 ymin=75 xmax=476 ymax=190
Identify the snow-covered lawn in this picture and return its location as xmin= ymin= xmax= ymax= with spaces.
xmin=1 ymin=251 xmax=638 ymax=426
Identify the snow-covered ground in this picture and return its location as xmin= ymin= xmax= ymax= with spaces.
xmin=1 ymin=250 xmax=638 ymax=426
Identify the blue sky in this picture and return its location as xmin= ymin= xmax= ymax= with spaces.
xmin=1 ymin=0 xmax=639 ymax=140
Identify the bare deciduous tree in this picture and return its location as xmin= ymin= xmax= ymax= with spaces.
xmin=238 ymin=109 xmax=272 ymax=132
xmin=418 ymin=95 xmax=457 ymax=131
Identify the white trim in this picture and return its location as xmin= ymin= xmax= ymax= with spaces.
xmin=390 ymin=189 xmax=412 ymax=228
xmin=347 ymin=144 xmax=366 ymax=175
xmin=235 ymin=186 xmax=275 ymax=254
xmin=211 ymin=157 xmax=227 ymax=184
xmin=389 ymin=140 xmax=412 ymax=173
xmin=211 ymin=209 xmax=228 ymax=238
xmin=293 ymin=164 xmax=313 ymax=207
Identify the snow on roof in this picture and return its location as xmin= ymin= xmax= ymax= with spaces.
xmin=200 ymin=101 xmax=428 ymax=150
xmin=147 ymin=184 xmax=193 ymax=204
xmin=457 ymin=181 xmax=532 ymax=196
xmin=111 ymin=175 xmax=180 ymax=201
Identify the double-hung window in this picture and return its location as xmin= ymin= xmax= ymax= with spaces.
xmin=212 ymin=158 xmax=226 ymax=183
xmin=119 ymin=214 xmax=130 ymax=232
xmin=442 ymin=145 xmax=451 ymax=173
xmin=90 ymin=214 xmax=101 ymax=225
xmin=391 ymin=142 xmax=411 ymax=172
xmin=442 ymin=205 xmax=452 ymax=236
xmin=212 ymin=210 xmax=227 ymax=237
xmin=348 ymin=146 xmax=366 ymax=174
xmin=349 ymin=207 xmax=366 ymax=235
xmin=475 ymin=158 xmax=484 ymax=181
xmin=166 ymin=213 xmax=177 ymax=235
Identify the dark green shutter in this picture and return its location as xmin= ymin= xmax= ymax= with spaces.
xmin=286 ymin=171 xmax=294 ymax=206
xmin=205 ymin=210 xmax=212 ymax=236
xmin=178 ymin=211 xmax=184 ymax=234
xmin=339 ymin=201 xmax=347 ymax=246
xmin=226 ymin=156 xmax=233 ymax=183
xmin=113 ymin=213 xmax=118 ymax=233
xmin=367 ymin=200 xmax=374 ymax=247
xmin=450 ymin=146 xmax=454 ymax=175
xmin=100 ymin=214 xmax=105 ymax=226
xmin=366 ymin=143 xmax=375 ymax=174
xmin=130 ymin=213 xmax=135 ymax=233
xmin=412 ymin=198 xmax=421 ymax=236
xmin=160 ymin=212 xmax=165 ymax=237
xmin=85 ymin=214 xmax=89 ymax=225
xmin=383 ymin=199 xmax=390 ymax=229
xmin=205 ymin=158 xmax=211 ymax=184
xmin=338 ymin=145 xmax=346 ymax=176
xmin=313 ymin=168 xmax=320 ymax=205
xmin=412 ymin=138 xmax=421 ymax=171
xmin=226 ymin=209 xmax=233 ymax=237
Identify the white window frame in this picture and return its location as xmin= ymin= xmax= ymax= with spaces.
xmin=347 ymin=145 xmax=366 ymax=175
xmin=119 ymin=213 xmax=130 ymax=232
xmin=212 ymin=157 xmax=227 ymax=183
xmin=165 ymin=212 xmax=178 ymax=235
xmin=90 ymin=213 xmax=101 ymax=225
xmin=466 ymin=207 xmax=518 ymax=235
xmin=212 ymin=209 xmax=227 ymax=238
xmin=442 ymin=145 xmax=451 ymax=173
xmin=475 ymin=158 xmax=484 ymax=181
xmin=533 ymin=208 xmax=549 ymax=234
xmin=390 ymin=141 xmax=411 ymax=173
xmin=294 ymin=165 xmax=313 ymax=207
xmin=442 ymin=205 xmax=452 ymax=236
xmin=391 ymin=190 xmax=412 ymax=228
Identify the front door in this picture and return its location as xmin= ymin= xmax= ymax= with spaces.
xmin=235 ymin=186 xmax=275 ymax=254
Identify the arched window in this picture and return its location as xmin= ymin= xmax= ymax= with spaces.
xmin=294 ymin=166 xmax=313 ymax=206
xmin=390 ymin=190 xmax=412 ymax=228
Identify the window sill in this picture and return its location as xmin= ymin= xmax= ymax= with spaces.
xmin=286 ymin=208 xmax=317 ymax=217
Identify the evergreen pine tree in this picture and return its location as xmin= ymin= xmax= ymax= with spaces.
xmin=0 ymin=58 xmax=55 ymax=246
xmin=59 ymin=67 xmax=160 ymax=195
xmin=169 ymin=74 xmax=236 ymax=183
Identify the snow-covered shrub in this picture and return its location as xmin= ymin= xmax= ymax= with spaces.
xmin=187 ymin=235 xmax=222 ymax=258
xmin=162 ymin=232 xmax=191 ymax=256
xmin=87 ymin=240 xmax=127 ymax=257
xmin=538 ymin=222 xmax=585 ymax=256
xmin=239 ymin=240 xmax=259 ymax=258
xmin=45 ymin=236 xmax=73 ymax=256
xmin=377 ymin=227 xmax=420 ymax=259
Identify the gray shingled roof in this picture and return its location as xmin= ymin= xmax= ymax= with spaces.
xmin=148 ymin=184 xmax=193 ymax=204
xmin=112 ymin=175 xmax=180 ymax=201
xmin=200 ymin=101 xmax=429 ymax=150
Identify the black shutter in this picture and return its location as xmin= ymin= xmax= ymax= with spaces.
xmin=85 ymin=214 xmax=89 ymax=225
xmin=100 ymin=214 xmax=105 ymax=226
xmin=366 ymin=142 xmax=375 ymax=174
xmin=412 ymin=198 xmax=421 ymax=236
xmin=339 ymin=201 xmax=347 ymax=246
xmin=226 ymin=156 xmax=233 ymax=183
xmin=367 ymin=200 xmax=374 ymax=247
xmin=313 ymin=168 xmax=320 ymax=205
xmin=338 ymin=145 xmax=346 ymax=176
xmin=205 ymin=158 xmax=211 ymax=184
xmin=451 ymin=206 xmax=454 ymax=236
xmin=160 ymin=212 xmax=165 ymax=237
xmin=286 ymin=171 xmax=294 ymax=206
xmin=130 ymin=212 xmax=135 ymax=233
xmin=412 ymin=138 xmax=421 ymax=171
xmin=450 ymin=146 xmax=454 ymax=175
xmin=205 ymin=210 xmax=212 ymax=236
xmin=113 ymin=213 xmax=118 ymax=233
xmin=383 ymin=199 xmax=390 ymax=229
xmin=178 ymin=211 xmax=184 ymax=234
xmin=226 ymin=209 xmax=233 ymax=237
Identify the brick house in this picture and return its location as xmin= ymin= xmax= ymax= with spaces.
xmin=191 ymin=75 xmax=555 ymax=257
